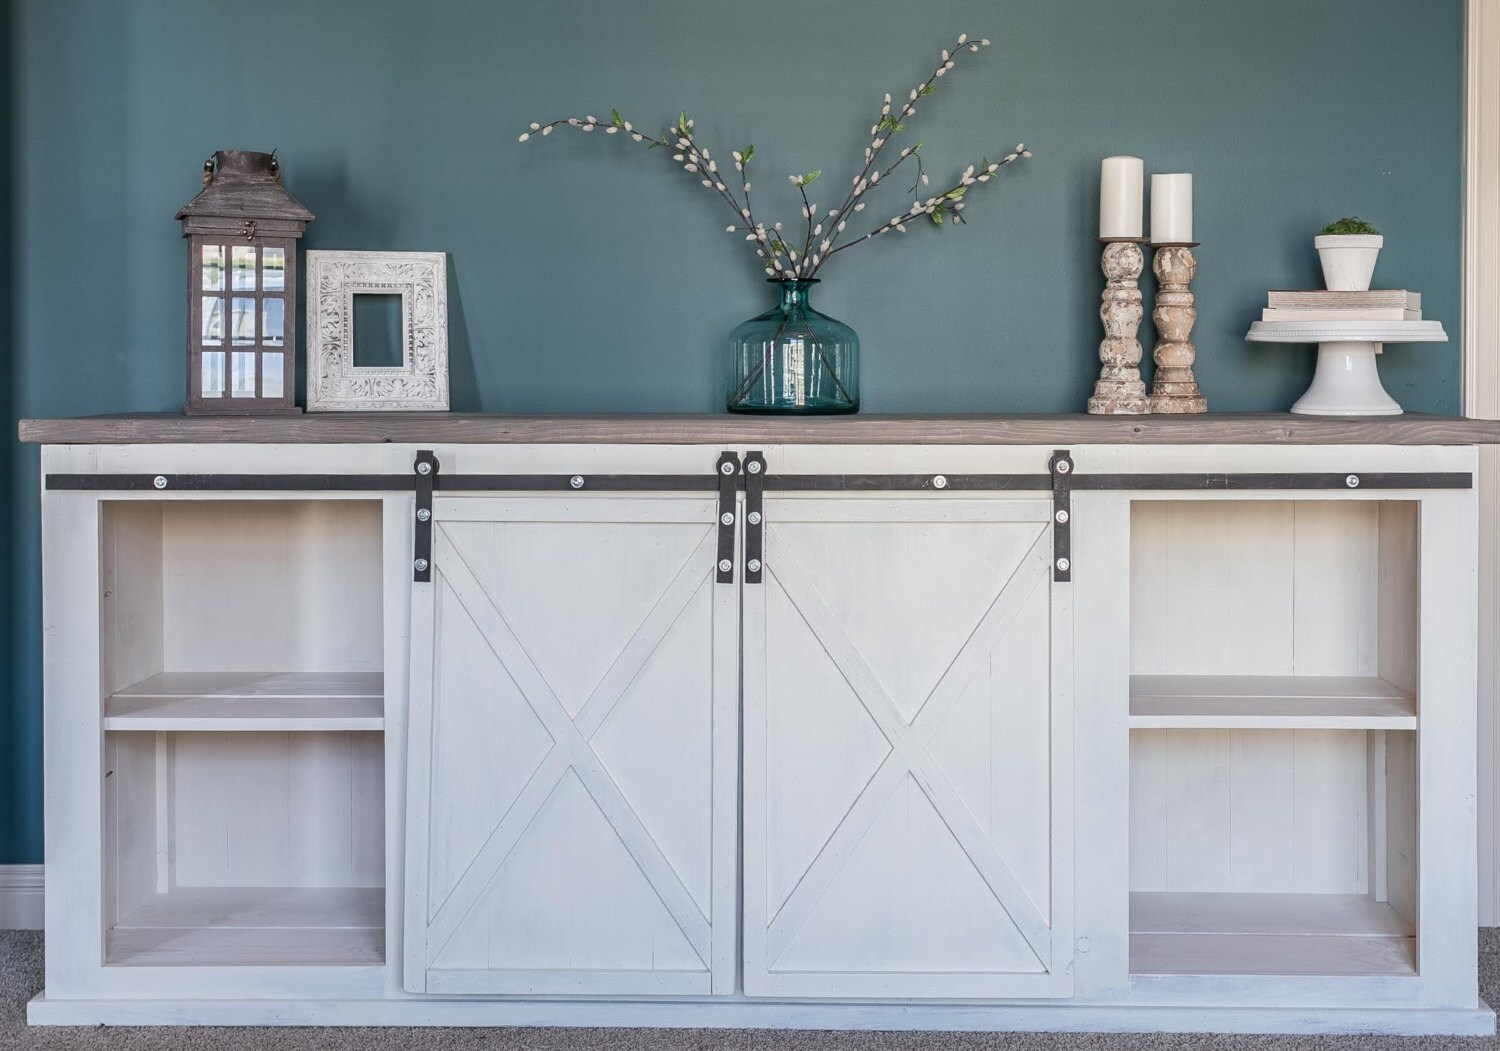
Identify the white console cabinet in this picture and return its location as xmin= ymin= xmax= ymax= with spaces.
xmin=18 ymin=414 xmax=1498 ymax=1035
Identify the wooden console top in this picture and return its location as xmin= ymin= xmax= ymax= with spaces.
xmin=19 ymin=412 xmax=1500 ymax=446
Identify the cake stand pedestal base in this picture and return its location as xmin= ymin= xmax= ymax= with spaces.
xmin=1291 ymin=342 xmax=1401 ymax=416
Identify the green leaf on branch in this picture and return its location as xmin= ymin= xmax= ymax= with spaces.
xmin=792 ymin=170 xmax=821 ymax=187
xmin=678 ymin=111 xmax=690 ymax=137
xmin=611 ymin=109 xmax=624 ymax=127
xmin=919 ymin=84 xmax=935 ymax=96
xmin=742 ymin=145 xmax=754 ymax=163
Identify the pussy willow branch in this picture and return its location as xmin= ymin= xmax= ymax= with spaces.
xmin=813 ymin=36 xmax=988 ymax=271
xmin=520 ymin=33 xmax=1030 ymax=280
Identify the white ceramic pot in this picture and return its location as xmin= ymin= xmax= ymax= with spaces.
xmin=1315 ymin=234 xmax=1383 ymax=291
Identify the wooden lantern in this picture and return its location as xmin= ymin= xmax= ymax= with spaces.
xmin=176 ymin=151 xmax=313 ymax=414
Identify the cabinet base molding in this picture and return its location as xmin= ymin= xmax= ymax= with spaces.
xmin=0 ymin=866 xmax=43 ymax=930
xmin=24 ymin=995 xmax=1496 ymax=1035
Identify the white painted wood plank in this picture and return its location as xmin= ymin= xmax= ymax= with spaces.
xmin=106 ymin=696 xmax=383 ymax=732
xmin=1290 ymin=502 xmax=1379 ymax=676
xmin=100 ymin=502 xmax=164 ymax=696
xmin=105 ymin=886 xmax=384 ymax=968
xmin=1130 ymin=675 xmax=1416 ymax=729
xmin=113 ymin=886 xmax=383 ymax=930
xmin=23 ymin=995 xmax=1498 ymax=1036
xmin=105 ymin=927 xmax=384 ymax=968
xmin=1130 ymin=932 xmax=1415 ymax=977
xmin=114 ymin=671 xmax=384 ymax=698
xmin=1131 ymin=728 xmax=1370 ymax=895
xmin=1225 ymin=731 xmax=1297 ymax=891
xmin=1414 ymin=489 xmax=1480 ymax=1005
xmin=1130 ymin=892 xmax=1412 ymax=936
xmin=41 ymin=485 xmax=107 ymax=998
xmin=1162 ymin=730 xmax=1232 ymax=889
xmin=159 ymin=500 xmax=384 ymax=674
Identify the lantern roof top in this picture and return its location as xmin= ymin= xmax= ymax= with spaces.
xmin=175 ymin=150 xmax=314 ymax=223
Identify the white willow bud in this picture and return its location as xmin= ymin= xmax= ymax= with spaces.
xmin=605 ymin=126 xmax=618 ymax=133
xmin=543 ymin=126 xmax=553 ymax=136
xmin=518 ymin=133 xmax=530 ymax=142
xmin=529 ymin=122 xmax=540 ymax=130
xmin=958 ymin=33 xmax=968 ymax=43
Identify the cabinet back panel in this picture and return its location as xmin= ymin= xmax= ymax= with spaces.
xmin=1130 ymin=501 xmax=1401 ymax=677
xmin=1130 ymin=729 xmax=1369 ymax=894
xmin=160 ymin=501 xmax=384 ymax=674
xmin=170 ymin=731 xmax=385 ymax=888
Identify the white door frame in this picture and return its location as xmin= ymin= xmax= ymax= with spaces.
xmin=1465 ymin=0 xmax=1500 ymax=926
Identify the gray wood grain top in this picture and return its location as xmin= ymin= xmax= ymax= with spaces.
xmin=19 ymin=412 xmax=1500 ymax=445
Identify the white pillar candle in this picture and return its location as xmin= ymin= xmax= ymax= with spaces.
xmin=1099 ymin=156 xmax=1144 ymax=239
xmin=1151 ymin=173 xmax=1193 ymax=244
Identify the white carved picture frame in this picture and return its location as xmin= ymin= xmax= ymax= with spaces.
xmin=306 ymin=250 xmax=450 ymax=411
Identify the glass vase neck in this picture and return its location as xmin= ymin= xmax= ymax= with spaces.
xmin=770 ymin=278 xmax=818 ymax=311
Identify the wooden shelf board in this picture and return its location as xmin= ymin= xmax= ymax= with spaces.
xmin=1129 ymin=675 xmax=1416 ymax=730
xmin=20 ymin=411 xmax=1500 ymax=446
xmin=106 ymin=886 xmax=384 ymax=967
xmin=105 ymin=671 xmax=384 ymax=731
xmin=1130 ymin=892 xmax=1415 ymax=977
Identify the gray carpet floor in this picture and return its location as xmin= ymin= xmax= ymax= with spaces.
xmin=2 ymin=929 xmax=1498 ymax=1051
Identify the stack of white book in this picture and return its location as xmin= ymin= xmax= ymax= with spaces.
xmin=1261 ymin=289 xmax=1421 ymax=322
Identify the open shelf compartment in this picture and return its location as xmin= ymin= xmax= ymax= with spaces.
xmin=100 ymin=499 xmax=388 ymax=967
xmin=1128 ymin=499 xmax=1420 ymax=979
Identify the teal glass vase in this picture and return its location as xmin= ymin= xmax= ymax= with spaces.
xmin=727 ymin=279 xmax=859 ymax=414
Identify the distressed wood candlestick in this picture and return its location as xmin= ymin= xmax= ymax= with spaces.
xmin=1087 ymin=238 xmax=1149 ymax=415
xmin=1148 ymin=244 xmax=1207 ymax=413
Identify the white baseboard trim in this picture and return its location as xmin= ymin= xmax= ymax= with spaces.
xmin=0 ymin=864 xmax=44 ymax=929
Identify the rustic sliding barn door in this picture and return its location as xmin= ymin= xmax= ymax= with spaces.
xmin=403 ymin=495 xmax=738 ymax=995
xmin=742 ymin=496 xmax=1073 ymax=999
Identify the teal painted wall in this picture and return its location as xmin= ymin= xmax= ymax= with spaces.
xmin=3 ymin=0 xmax=1466 ymax=861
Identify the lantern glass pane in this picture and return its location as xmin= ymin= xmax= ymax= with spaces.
xmin=201 ymin=297 xmax=224 ymax=346
xmin=201 ymin=352 xmax=225 ymax=398
xmin=232 ymin=246 xmax=257 ymax=291
xmin=201 ymin=245 xmax=225 ymax=291
xmin=262 ymin=298 xmax=284 ymax=346
xmin=262 ymin=352 xmax=284 ymax=398
xmin=231 ymin=352 xmax=256 ymax=397
xmin=232 ymin=298 xmax=256 ymax=344
xmin=262 ymin=247 xmax=286 ymax=291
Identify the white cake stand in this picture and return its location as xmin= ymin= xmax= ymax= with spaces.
xmin=1245 ymin=319 xmax=1448 ymax=415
